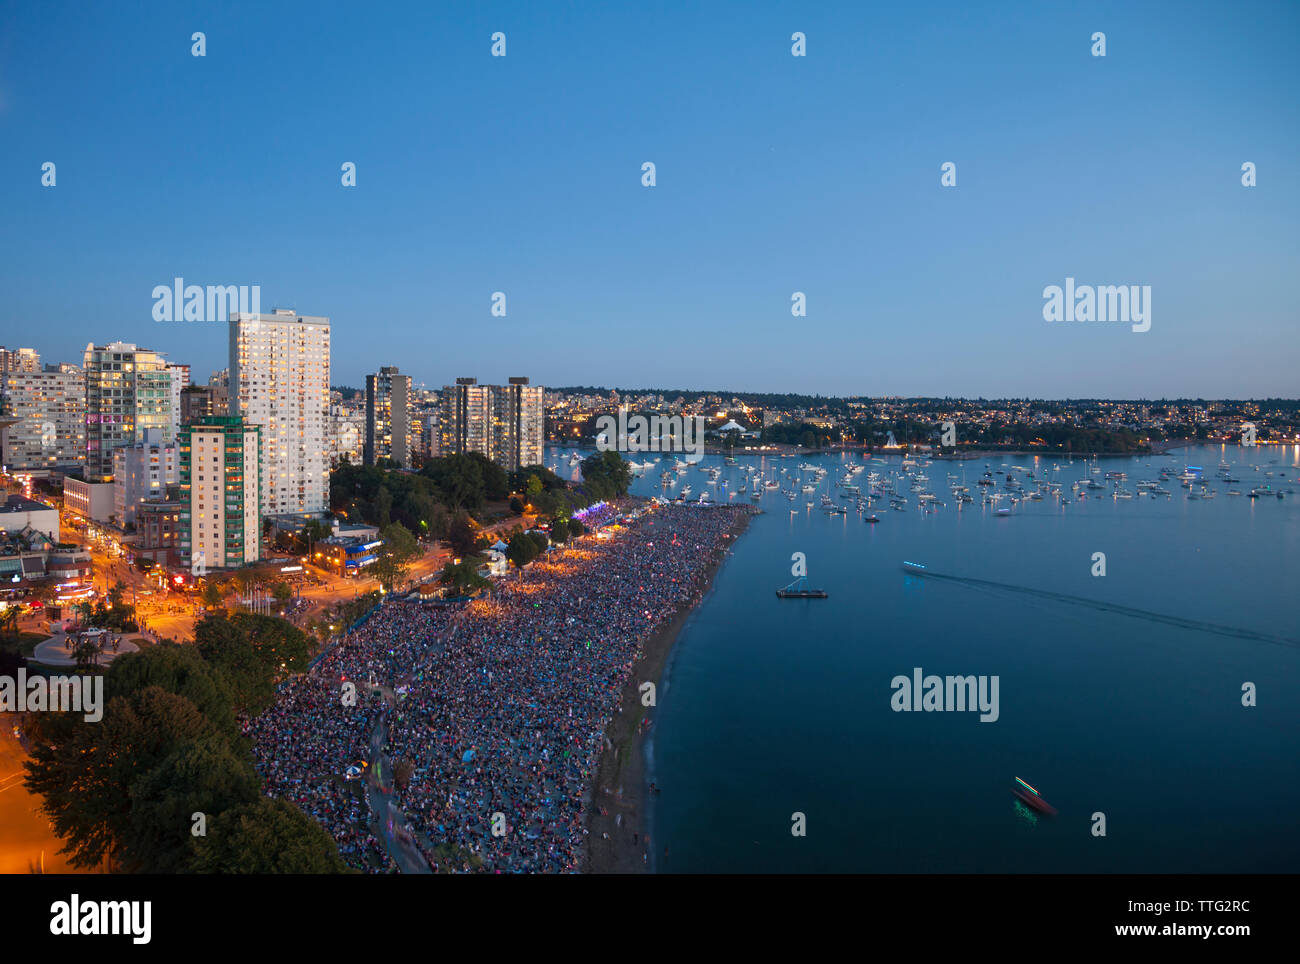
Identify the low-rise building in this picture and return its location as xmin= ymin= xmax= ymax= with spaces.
xmin=0 ymin=493 xmax=60 ymax=541
xmin=133 ymin=498 xmax=183 ymax=569
xmin=0 ymin=529 xmax=91 ymax=596
xmin=63 ymin=476 xmax=115 ymax=523
xmin=317 ymin=534 xmax=382 ymax=576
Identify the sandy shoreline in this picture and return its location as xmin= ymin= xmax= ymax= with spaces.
xmin=582 ymin=507 xmax=755 ymax=874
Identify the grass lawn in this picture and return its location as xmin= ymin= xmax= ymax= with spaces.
xmin=0 ymin=632 xmax=49 ymax=658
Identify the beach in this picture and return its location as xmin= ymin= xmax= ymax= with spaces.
xmin=584 ymin=508 xmax=754 ymax=873
xmin=248 ymin=499 xmax=756 ymax=872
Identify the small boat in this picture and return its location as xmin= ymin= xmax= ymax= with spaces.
xmin=1012 ymin=777 xmax=1057 ymax=816
xmin=995 ymin=507 xmax=1012 ymax=516
xmin=901 ymin=561 xmax=927 ymax=573
xmin=864 ymin=514 xmax=880 ymax=523
xmin=775 ymin=575 xmax=828 ymax=599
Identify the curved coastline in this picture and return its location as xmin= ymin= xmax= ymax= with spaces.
xmin=583 ymin=508 xmax=755 ymax=873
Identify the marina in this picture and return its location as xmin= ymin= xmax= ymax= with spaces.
xmin=602 ymin=442 xmax=1300 ymax=874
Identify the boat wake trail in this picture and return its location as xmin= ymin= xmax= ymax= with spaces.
xmin=912 ymin=569 xmax=1300 ymax=650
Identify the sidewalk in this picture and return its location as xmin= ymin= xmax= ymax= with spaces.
xmin=30 ymin=632 xmax=140 ymax=667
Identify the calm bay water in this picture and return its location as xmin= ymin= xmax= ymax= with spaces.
xmin=555 ymin=444 xmax=1300 ymax=873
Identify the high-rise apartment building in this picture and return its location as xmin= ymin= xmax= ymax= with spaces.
xmin=494 ymin=377 xmax=545 ymax=472
xmin=414 ymin=411 xmax=440 ymax=459
xmin=166 ymin=363 xmax=190 ymax=439
xmin=208 ymin=369 xmax=230 ymax=416
xmin=0 ymin=347 xmax=41 ymax=381
xmin=439 ymin=377 xmax=544 ymax=472
xmin=440 ymin=378 xmax=492 ymax=460
xmin=364 ymin=366 xmax=411 ymax=467
xmin=328 ymin=403 xmax=363 ymax=466
xmin=0 ymin=366 xmax=85 ymax=471
xmin=83 ymin=342 xmax=173 ymax=481
xmin=113 ymin=429 xmax=179 ymax=526
xmin=229 ymin=310 xmax=330 ymax=515
xmin=178 ymin=416 xmax=261 ymax=572
xmin=180 ymin=384 xmax=214 ymax=426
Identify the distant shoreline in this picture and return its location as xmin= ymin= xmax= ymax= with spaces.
xmin=549 ymin=439 xmax=1212 ymax=459
xmin=582 ymin=507 xmax=754 ymax=874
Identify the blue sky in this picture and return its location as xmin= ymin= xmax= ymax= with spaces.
xmin=1 ymin=0 xmax=1296 ymax=397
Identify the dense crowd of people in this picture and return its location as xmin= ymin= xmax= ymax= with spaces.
xmin=244 ymin=674 xmax=389 ymax=870
xmin=246 ymin=501 xmax=750 ymax=872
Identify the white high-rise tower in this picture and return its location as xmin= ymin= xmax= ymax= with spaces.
xmin=229 ymin=309 xmax=330 ymax=516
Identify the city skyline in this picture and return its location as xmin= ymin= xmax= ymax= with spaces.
xmin=0 ymin=1 xmax=1296 ymax=910
xmin=2 ymin=1 xmax=1297 ymax=397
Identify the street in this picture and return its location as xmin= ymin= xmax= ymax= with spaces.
xmin=0 ymin=716 xmax=87 ymax=874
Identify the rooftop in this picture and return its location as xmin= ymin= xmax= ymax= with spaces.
xmin=0 ymin=494 xmax=55 ymax=514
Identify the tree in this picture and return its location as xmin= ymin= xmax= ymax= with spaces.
xmin=22 ymin=639 xmax=337 ymax=874
xmin=73 ymin=638 xmax=99 ymax=671
xmin=421 ymin=454 xmax=485 ymax=512
xmin=525 ymin=474 xmax=544 ymax=505
xmin=374 ymin=485 xmax=393 ymax=528
xmin=232 ymin=568 xmax=257 ymax=595
xmin=445 ymin=512 xmax=481 ymax=560
xmin=23 ymin=684 xmax=217 ymax=871
xmin=439 ymin=559 xmax=489 ymax=594
xmin=301 ymin=518 xmax=332 ymax=554
xmin=579 ymin=450 xmax=632 ymax=500
xmin=125 ymin=734 xmax=261 ymax=873
xmin=201 ymin=579 xmax=224 ymax=610
xmin=107 ymin=643 xmax=239 ymax=732
xmin=271 ymin=582 xmax=293 ymax=606
xmin=506 ymin=532 xmax=540 ymax=569
xmin=467 ymin=452 xmax=509 ymax=501
xmin=0 ymin=606 xmax=18 ymax=642
xmin=194 ymin=797 xmax=349 ymax=873
xmin=231 ymin=612 xmax=312 ymax=677
xmin=568 ymin=519 xmax=585 ymax=538
xmin=372 ymin=522 xmax=420 ymax=592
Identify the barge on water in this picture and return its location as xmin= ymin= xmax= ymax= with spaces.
xmin=775 ymin=576 xmax=828 ymax=599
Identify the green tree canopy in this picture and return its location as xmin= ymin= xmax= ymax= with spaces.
xmin=578 ymin=449 xmax=632 ymax=501
xmin=372 ymin=521 xmax=420 ymax=592
xmin=193 ymin=797 xmax=350 ymax=873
